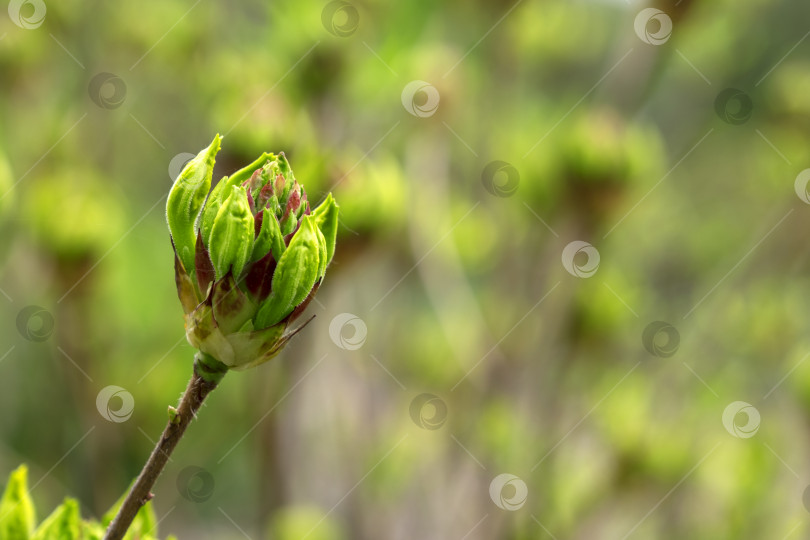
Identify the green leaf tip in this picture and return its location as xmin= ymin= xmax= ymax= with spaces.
xmin=166 ymin=133 xmax=222 ymax=274
xmin=311 ymin=193 xmax=339 ymax=268
xmin=0 ymin=465 xmax=35 ymax=540
xmin=32 ymin=498 xmax=80 ymax=540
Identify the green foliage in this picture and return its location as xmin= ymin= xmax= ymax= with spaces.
xmin=0 ymin=466 xmax=35 ymax=540
xmin=101 ymin=482 xmax=158 ymax=540
xmin=267 ymin=507 xmax=345 ymax=540
xmin=32 ymin=499 xmax=80 ymax=540
xmin=0 ymin=148 xmax=14 ymax=217
xmin=0 ymin=468 xmax=169 ymax=540
xmin=22 ymin=170 xmax=125 ymax=260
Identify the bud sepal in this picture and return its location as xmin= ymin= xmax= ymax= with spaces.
xmin=166 ymin=134 xmax=221 ymax=275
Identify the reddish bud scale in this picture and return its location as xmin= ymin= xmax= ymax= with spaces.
xmin=194 ymin=232 xmax=216 ymax=294
xmin=257 ymin=182 xmax=274 ymax=210
xmin=245 ymin=248 xmax=276 ymax=302
xmin=253 ymin=209 xmax=264 ymax=238
xmin=244 ymin=182 xmax=256 ymax=215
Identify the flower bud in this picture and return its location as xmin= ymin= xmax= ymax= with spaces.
xmin=170 ymin=140 xmax=338 ymax=371
xmin=208 ymin=185 xmax=254 ymax=279
xmin=166 ymin=134 xmax=221 ymax=274
xmin=254 ymin=215 xmax=324 ymax=328
xmin=251 ymin=207 xmax=285 ymax=263
xmin=200 ymin=152 xmax=271 ymax=246
xmin=310 ymin=193 xmax=339 ymax=267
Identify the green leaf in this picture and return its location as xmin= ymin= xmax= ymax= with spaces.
xmin=130 ymin=500 xmax=157 ymax=539
xmin=270 ymin=506 xmax=345 ymax=540
xmin=81 ymin=520 xmax=105 ymax=540
xmin=0 ymin=465 xmax=35 ymax=540
xmin=31 ymin=498 xmax=80 ymax=540
xmin=166 ymin=134 xmax=221 ymax=274
xmin=82 ymin=521 xmax=106 ymax=540
xmin=101 ymin=485 xmax=158 ymax=540
xmin=200 ymin=152 xmax=272 ymax=245
xmin=208 ymin=186 xmax=254 ymax=279
xmin=254 ymin=215 xmax=321 ymax=328
xmin=251 ymin=208 xmax=285 ymax=263
xmin=310 ymin=193 xmax=339 ymax=267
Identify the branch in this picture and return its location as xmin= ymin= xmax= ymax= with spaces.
xmin=103 ymin=354 xmax=227 ymax=540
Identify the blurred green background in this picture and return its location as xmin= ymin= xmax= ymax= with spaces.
xmin=2 ymin=0 xmax=810 ymax=538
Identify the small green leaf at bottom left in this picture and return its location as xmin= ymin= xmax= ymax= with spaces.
xmin=0 ymin=465 xmax=175 ymax=540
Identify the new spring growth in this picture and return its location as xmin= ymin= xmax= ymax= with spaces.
xmin=167 ymin=135 xmax=339 ymax=374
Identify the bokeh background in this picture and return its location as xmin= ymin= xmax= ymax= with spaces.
xmin=2 ymin=0 xmax=810 ymax=538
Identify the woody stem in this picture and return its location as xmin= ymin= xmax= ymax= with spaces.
xmin=102 ymin=353 xmax=227 ymax=540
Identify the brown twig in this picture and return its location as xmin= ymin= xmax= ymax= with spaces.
xmin=103 ymin=356 xmax=226 ymax=540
